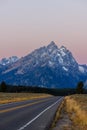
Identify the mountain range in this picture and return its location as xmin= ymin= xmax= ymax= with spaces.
xmin=0 ymin=41 xmax=87 ymax=88
xmin=0 ymin=56 xmax=19 ymax=66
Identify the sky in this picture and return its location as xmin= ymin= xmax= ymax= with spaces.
xmin=0 ymin=0 xmax=87 ymax=64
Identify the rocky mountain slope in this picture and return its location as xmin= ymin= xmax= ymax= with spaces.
xmin=0 ymin=56 xmax=19 ymax=66
xmin=0 ymin=41 xmax=87 ymax=88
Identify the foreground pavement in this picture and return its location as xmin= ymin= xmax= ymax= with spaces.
xmin=0 ymin=96 xmax=63 ymax=130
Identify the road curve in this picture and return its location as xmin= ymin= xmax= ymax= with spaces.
xmin=0 ymin=96 xmax=63 ymax=130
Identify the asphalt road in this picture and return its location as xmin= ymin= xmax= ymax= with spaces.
xmin=0 ymin=96 xmax=63 ymax=130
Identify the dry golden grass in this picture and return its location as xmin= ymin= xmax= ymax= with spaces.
xmin=65 ymin=94 xmax=87 ymax=126
xmin=51 ymin=94 xmax=87 ymax=130
xmin=0 ymin=92 xmax=51 ymax=104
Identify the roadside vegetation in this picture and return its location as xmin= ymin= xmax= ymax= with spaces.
xmin=65 ymin=95 xmax=87 ymax=129
xmin=51 ymin=94 xmax=87 ymax=130
xmin=0 ymin=92 xmax=51 ymax=104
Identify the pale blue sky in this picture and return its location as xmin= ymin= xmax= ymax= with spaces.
xmin=0 ymin=0 xmax=87 ymax=64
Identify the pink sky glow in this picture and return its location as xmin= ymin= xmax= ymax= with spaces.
xmin=0 ymin=0 xmax=87 ymax=64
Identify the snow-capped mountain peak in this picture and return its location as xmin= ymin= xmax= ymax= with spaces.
xmin=0 ymin=41 xmax=87 ymax=88
xmin=47 ymin=41 xmax=58 ymax=51
xmin=48 ymin=41 xmax=57 ymax=47
xmin=0 ymin=56 xmax=19 ymax=66
xmin=60 ymin=45 xmax=67 ymax=50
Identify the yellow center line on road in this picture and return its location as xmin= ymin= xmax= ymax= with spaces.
xmin=0 ymin=98 xmax=50 ymax=114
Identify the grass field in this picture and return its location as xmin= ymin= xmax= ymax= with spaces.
xmin=65 ymin=94 xmax=87 ymax=126
xmin=51 ymin=94 xmax=87 ymax=130
xmin=0 ymin=92 xmax=51 ymax=104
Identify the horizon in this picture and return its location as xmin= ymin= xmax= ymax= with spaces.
xmin=0 ymin=0 xmax=87 ymax=64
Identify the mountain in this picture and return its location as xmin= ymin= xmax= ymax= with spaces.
xmin=0 ymin=41 xmax=87 ymax=88
xmin=0 ymin=56 xmax=19 ymax=66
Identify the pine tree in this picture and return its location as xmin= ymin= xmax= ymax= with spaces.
xmin=76 ymin=81 xmax=84 ymax=94
xmin=0 ymin=81 xmax=7 ymax=92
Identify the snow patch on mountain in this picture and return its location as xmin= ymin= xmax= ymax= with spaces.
xmin=48 ymin=61 xmax=54 ymax=67
xmin=63 ymin=66 xmax=68 ymax=71
xmin=79 ymin=65 xmax=85 ymax=73
xmin=60 ymin=46 xmax=66 ymax=56
xmin=58 ymin=56 xmax=63 ymax=64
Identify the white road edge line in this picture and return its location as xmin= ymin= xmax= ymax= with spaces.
xmin=17 ymin=97 xmax=64 ymax=130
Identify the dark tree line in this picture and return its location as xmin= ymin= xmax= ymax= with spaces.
xmin=0 ymin=81 xmax=87 ymax=96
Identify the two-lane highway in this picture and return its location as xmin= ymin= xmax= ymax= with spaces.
xmin=0 ymin=96 xmax=63 ymax=130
